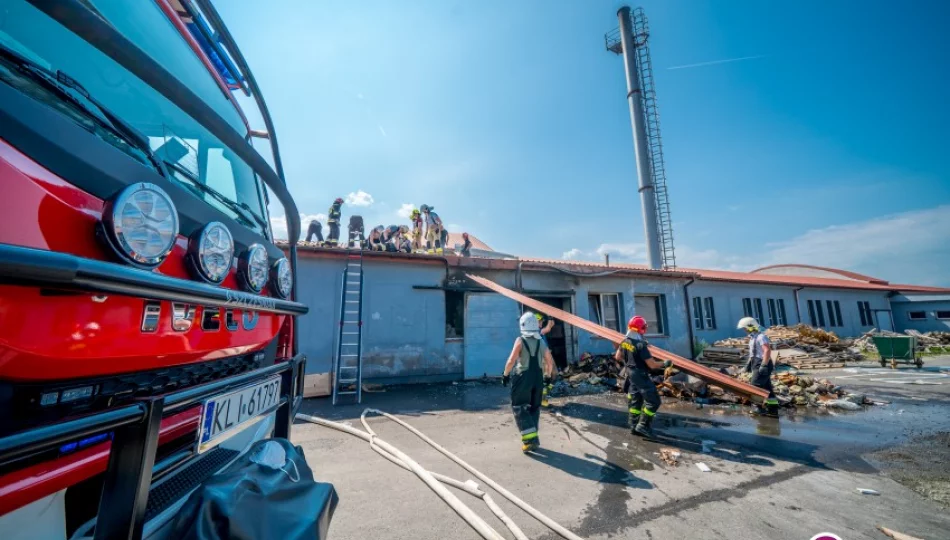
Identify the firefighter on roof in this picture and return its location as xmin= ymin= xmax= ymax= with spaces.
xmin=502 ymin=312 xmax=555 ymax=453
xmin=410 ymin=208 xmax=424 ymax=252
xmin=421 ymin=204 xmax=443 ymax=254
xmin=326 ymin=197 xmax=344 ymax=246
xmin=615 ymin=315 xmax=671 ymax=438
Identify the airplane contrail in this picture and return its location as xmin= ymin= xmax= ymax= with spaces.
xmin=666 ymin=54 xmax=767 ymax=71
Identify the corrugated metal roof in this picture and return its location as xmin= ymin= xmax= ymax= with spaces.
xmin=279 ymin=241 xmax=950 ymax=293
xmin=445 ymin=232 xmax=492 ymax=251
xmin=685 ymin=267 xmax=950 ymax=293
xmin=750 ymin=264 xmax=889 ymax=284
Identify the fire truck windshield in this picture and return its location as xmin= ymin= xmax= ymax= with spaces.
xmin=0 ymin=0 xmax=272 ymax=239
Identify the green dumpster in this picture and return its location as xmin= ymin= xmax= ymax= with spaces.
xmin=871 ymin=335 xmax=923 ymax=369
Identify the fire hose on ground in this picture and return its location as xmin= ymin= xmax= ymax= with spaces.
xmin=296 ymin=409 xmax=585 ymax=540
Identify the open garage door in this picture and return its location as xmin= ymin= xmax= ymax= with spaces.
xmin=464 ymin=293 xmax=521 ymax=379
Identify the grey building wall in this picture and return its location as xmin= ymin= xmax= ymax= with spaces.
xmin=481 ymin=269 xmax=692 ymax=359
xmin=296 ymin=251 xmax=919 ymax=387
xmin=296 ymin=255 xmax=458 ymax=384
xmin=686 ymin=282 xmax=801 ymax=344
xmin=686 ymin=281 xmax=892 ymax=342
xmin=797 ymin=288 xmax=893 ymax=336
xmin=891 ymin=294 xmax=950 ymax=333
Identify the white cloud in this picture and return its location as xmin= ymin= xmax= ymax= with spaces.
xmin=270 ymin=213 xmax=327 ymax=241
xmin=397 ymin=203 xmax=415 ymax=219
xmin=595 ymin=243 xmax=647 ymax=263
xmin=758 ymin=205 xmax=950 ymax=285
xmin=562 ymin=248 xmax=583 ymax=260
xmin=345 ymin=190 xmax=375 ymax=207
xmin=561 ymin=205 xmax=950 ymax=286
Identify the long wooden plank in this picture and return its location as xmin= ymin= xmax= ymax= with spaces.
xmin=465 ymin=273 xmax=769 ymax=403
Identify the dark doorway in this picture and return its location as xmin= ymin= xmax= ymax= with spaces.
xmin=527 ymin=296 xmax=573 ymax=371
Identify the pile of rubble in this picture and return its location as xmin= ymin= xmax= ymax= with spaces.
xmin=549 ymin=347 xmax=871 ymax=410
xmin=549 ymin=353 xmax=621 ymax=396
xmin=703 ymin=324 xmax=863 ymax=370
xmin=739 ymin=371 xmax=870 ymax=409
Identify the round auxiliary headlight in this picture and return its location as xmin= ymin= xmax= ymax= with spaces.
xmin=101 ymin=182 xmax=178 ymax=268
xmin=238 ymin=244 xmax=269 ymax=292
xmin=188 ymin=222 xmax=234 ymax=283
xmin=270 ymin=258 xmax=292 ymax=299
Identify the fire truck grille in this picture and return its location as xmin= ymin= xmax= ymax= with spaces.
xmin=0 ymin=351 xmax=270 ymax=436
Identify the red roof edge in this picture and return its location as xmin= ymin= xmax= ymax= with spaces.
xmin=751 ymin=264 xmax=889 ymax=284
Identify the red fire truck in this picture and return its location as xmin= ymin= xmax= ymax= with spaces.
xmin=0 ymin=1 xmax=323 ymax=538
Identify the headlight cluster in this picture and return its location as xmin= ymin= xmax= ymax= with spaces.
xmin=100 ymin=183 xmax=291 ymax=297
xmin=101 ymin=183 xmax=178 ymax=267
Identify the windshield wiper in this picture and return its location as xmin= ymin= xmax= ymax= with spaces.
xmin=165 ymin=161 xmax=270 ymax=236
xmin=0 ymin=43 xmax=165 ymax=175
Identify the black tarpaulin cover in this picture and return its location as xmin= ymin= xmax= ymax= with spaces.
xmin=172 ymin=438 xmax=338 ymax=540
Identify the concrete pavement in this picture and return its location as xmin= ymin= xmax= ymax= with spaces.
xmin=294 ymin=358 xmax=950 ymax=540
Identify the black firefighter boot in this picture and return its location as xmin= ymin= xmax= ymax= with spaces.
xmin=634 ymin=412 xmax=656 ymax=439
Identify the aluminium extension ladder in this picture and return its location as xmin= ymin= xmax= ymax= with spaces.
xmin=332 ymin=249 xmax=364 ymax=404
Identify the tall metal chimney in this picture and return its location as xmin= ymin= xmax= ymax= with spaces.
xmin=611 ymin=6 xmax=662 ymax=270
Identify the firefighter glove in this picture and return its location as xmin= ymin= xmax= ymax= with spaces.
xmin=502 ymin=374 xmax=510 ymax=387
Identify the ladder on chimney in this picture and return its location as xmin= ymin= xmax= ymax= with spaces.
xmin=633 ymin=7 xmax=676 ymax=269
xmin=332 ymin=249 xmax=364 ymax=404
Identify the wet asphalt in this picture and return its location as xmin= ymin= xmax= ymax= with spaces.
xmin=294 ymin=357 xmax=950 ymax=540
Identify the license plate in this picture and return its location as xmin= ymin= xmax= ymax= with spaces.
xmin=197 ymin=376 xmax=282 ymax=453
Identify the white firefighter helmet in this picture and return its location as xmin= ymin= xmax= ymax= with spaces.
xmin=520 ymin=312 xmax=541 ymax=338
xmin=737 ymin=316 xmax=760 ymax=331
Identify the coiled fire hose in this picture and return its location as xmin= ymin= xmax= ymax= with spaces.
xmin=296 ymin=409 xmax=584 ymax=540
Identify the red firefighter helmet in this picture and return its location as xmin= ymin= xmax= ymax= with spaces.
xmin=628 ymin=315 xmax=648 ymax=334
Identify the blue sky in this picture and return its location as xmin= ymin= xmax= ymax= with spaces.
xmin=221 ymin=0 xmax=950 ymax=286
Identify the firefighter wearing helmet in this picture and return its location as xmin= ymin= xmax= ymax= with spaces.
xmin=614 ymin=315 xmax=671 ymax=438
xmin=326 ymin=197 xmax=344 ymax=247
xmin=409 ymin=208 xmax=424 ymax=252
xmin=502 ymin=312 xmax=556 ymax=453
xmin=738 ymin=317 xmax=780 ymax=417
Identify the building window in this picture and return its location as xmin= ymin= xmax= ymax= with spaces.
xmin=858 ymin=301 xmax=872 ymax=326
xmin=777 ymin=299 xmax=788 ymax=326
xmin=807 ymin=300 xmax=817 ymax=326
xmin=937 ymin=311 xmax=950 ymax=320
xmin=635 ymin=294 xmax=666 ymax=335
xmin=692 ymin=297 xmax=704 ymax=330
xmin=907 ymin=311 xmax=927 ymax=321
xmin=825 ymin=300 xmax=843 ymax=327
xmin=767 ymin=299 xmax=778 ymax=326
xmin=815 ymin=301 xmax=826 ymax=326
xmin=589 ymin=293 xmax=621 ymax=332
xmin=742 ymin=298 xmax=753 ymax=318
xmin=445 ymin=290 xmax=465 ymax=338
xmin=703 ymin=297 xmax=717 ymax=329
xmin=753 ymin=298 xmax=764 ymax=324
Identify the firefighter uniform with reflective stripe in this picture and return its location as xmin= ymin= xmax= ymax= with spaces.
xmin=511 ymin=337 xmax=547 ymax=448
xmin=619 ymin=334 xmax=661 ymax=432
xmin=327 ymin=202 xmax=342 ymax=246
xmin=747 ymin=331 xmax=780 ymax=414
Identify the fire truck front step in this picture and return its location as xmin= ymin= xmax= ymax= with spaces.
xmin=144 ymin=447 xmax=240 ymax=523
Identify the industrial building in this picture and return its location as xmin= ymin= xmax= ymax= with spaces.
xmin=288 ymin=241 xmax=950 ymax=396
xmin=292 ymin=6 xmax=949 ymax=399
